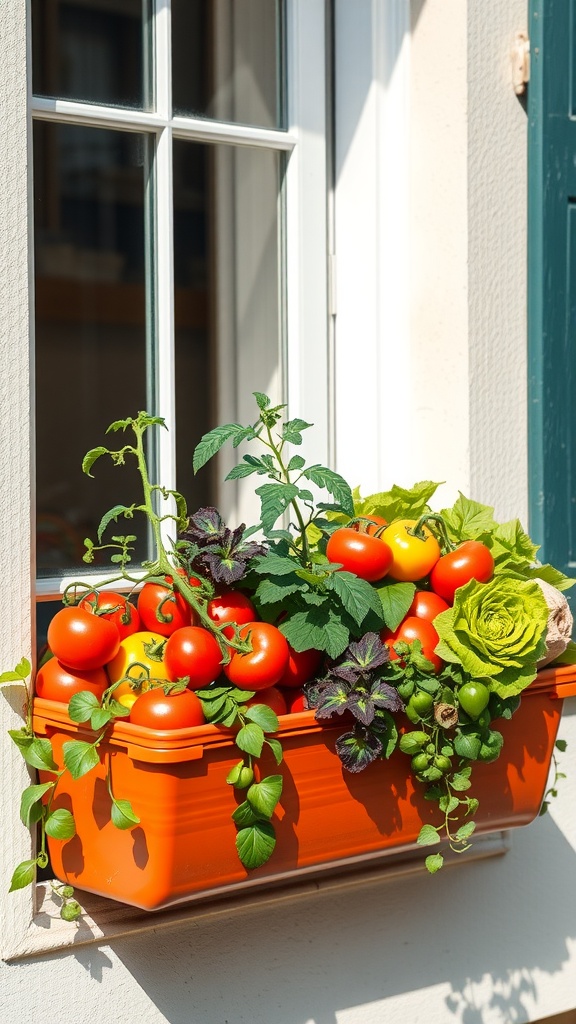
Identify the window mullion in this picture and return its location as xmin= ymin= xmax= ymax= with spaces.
xmin=152 ymin=0 xmax=177 ymax=536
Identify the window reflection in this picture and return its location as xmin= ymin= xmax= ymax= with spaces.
xmin=172 ymin=0 xmax=284 ymax=129
xmin=32 ymin=0 xmax=152 ymax=110
xmin=34 ymin=122 xmax=150 ymax=575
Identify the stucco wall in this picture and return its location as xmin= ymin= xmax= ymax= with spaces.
xmin=2 ymin=2 xmax=576 ymax=1023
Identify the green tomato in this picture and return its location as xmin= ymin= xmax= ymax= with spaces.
xmin=411 ymin=752 xmax=431 ymax=773
xmin=457 ymin=681 xmax=490 ymax=719
xmin=433 ymin=754 xmax=452 ymax=773
xmin=409 ymin=691 xmax=434 ymax=716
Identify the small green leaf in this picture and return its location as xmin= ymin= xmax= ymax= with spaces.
xmin=0 ymin=657 xmax=31 ymax=683
xmin=247 ymin=775 xmax=283 ymax=818
xmin=302 ymin=465 xmax=354 ymax=516
xmin=45 ymin=808 xmax=76 ymax=840
xmin=236 ymin=722 xmax=265 ymax=757
xmin=555 ymin=739 xmax=568 ymax=753
xmin=82 ymin=446 xmax=108 ymax=477
xmin=425 ymin=853 xmax=444 ymax=873
xmin=111 ymin=799 xmax=140 ymax=830
xmin=20 ymin=782 xmax=54 ymax=827
xmin=417 ymin=824 xmax=441 ymax=846
xmin=90 ymin=707 xmax=114 ymax=731
xmin=235 ymin=821 xmax=276 ymax=869
xmin=265 ymin=737 xmax=284 ymax=765
xmin=245 ymin=704 xmax=280 ymax=733
xmin=68 ymin=690 xmax=101 ymax=724
xmin=326 ymin=572 xmax=383 ymax=628
xmin=9 ymin=859 xmax=36 ymax=892
xmin=254 ymin=391 xmax=271 ymax=410
xmin=97 ymin=504 xmax=133 ymax=543
xmin=454 ymin=728 xmax=482 ymax=761
xmin=450 ymin=772 xmax=472 ymax=792
xmin=454 ymin=821 xmax=476 ymax=842
xmin=22 ymin=738 xmax=58 ymax=772
xmin=255 ymin=482 xmax=300 ymax=532
xmin=232 ymin=800 xmax=261 ymax=827
xmin=282 ymin=418 xmax=313 ymax=445
xmin=8 ymin=729 xmax=35 ymax=757
xmin=63 ymin=739 xmax=100 ymax=779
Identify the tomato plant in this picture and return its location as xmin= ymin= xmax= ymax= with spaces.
xmin=129 ymin=686 xmax=205 ymax=729
xmin=408 ymin=590 xmax=450 ymax=621
xmin=106 ymin=631 xmax=169 ymax=697
xmin=224 ymin=621 xmax=290 ymax=690
xmin=380 ymin=520 xmax=441 ymax=581
xmin=207 ymin=590 xmax=257 ymax=639
xmin=47 ymin=606 xmax=120 ymax=671
xmin=164 ymin=626 xmax=223 ymax=689
xmin=245 ymin=686 xmax=288 ymax=717
xmin=383 ymin=615 xmax=443 ymax=673
xmin=277 ymin=646 xmax=323 ymax=688
xmin=35 ymin=658 xmax=108 ymax=703
xmin=78 ymin=590 xmax=140 ymax=640
xmin=326 ymin=527 xmax=393 ymax=582
xmin=430 ymin=540 xmax=495 ymax=603
xmin=137 ymin=580 xmax=193 ymax=637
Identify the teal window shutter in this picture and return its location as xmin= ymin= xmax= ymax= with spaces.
xmin=528 ymin=0 xmax=576 ymax=579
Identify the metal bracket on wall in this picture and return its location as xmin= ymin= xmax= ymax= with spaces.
xmin=511 ymin=31 xmax=530 ymax=95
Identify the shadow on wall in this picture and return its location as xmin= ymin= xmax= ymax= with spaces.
xmin=45 ymin=809 xmax=576 ymax=1024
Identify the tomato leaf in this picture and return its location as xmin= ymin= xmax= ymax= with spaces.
xmin=111 ymin=799 xmax=140 ymax=830
xmin=245 ymin=704 xmax=280 ymax=733
xmin=63 ymin=740 xmax=100 ymax=780
xmin=375 ymin=580 xmax=416 ymax=631
xmin=45 ymin=808 xmax=76 ymax=840
xmin=281 ymin=418 xmax=313 ymax=445
xmin=193 ymin=424 xmax=245 ymax=473
xmin=20 ymin=782 xmax=54 ymax=827
xmin=9 ymin=859 xmax=37 ymax=892
xmin=279 ymin=609 xmax=350 ymax=659
xmin=96 ymin=504 xmax=135 ymax=543
xmin=82 ymin=446 xmax=109 ymax=478
xmin=255 ymin=576 xmax=302 ymax=604
xmin=252 ymin=552 xmax=305 ymax=576
xmin=325 ymin=572 xmax=384 ymax=628
xmin=255 ymin=483 xmax=300 ymax=533
xmin=246 ymin=775 xmax=283 ymax=817
xmin=450 ymin=772 xmax=472 ymax=792
xmin=236 ymin=722 xmax=265 ymax=757
xmin=301 ymin=465 xmax=354 ymax=516
xmin=454 ymin=728 xmax=482 ymax=761
xmin=454 ymin=821 xmax=476 ymax=842
xmin=235 ymin=821 xmax=276 ymax=869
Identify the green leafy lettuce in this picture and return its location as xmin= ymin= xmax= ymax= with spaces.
xmin=433 ymin=575 xmax=549 ymax=697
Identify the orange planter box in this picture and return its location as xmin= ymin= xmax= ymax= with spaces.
xmin=32 ymin=665 xmax=576 ymax=911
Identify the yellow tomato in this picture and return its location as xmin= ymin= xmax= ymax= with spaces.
xmin=380 ymin=519 xmax=441 ymax=582
xmin=106 ymin=631 xmax=170 ymax=698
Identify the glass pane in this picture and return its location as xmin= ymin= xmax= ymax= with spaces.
xmin=31 ymin=0 xmax=153 ymax=110
xmin=172 ymin=0 xmax=284 ymax=129
xmin=173 ymin=139 xmax=281 ymax=526
xmin=34 ymin=122 xmax=151 ymax=577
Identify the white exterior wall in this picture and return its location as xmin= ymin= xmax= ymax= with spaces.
xmin=2 ymin=3 xmax=576 ymax=1024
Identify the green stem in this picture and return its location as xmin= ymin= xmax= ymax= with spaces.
xmin=409 ymin=513 xmax=455 ymax=553
xmin=263 ymin=422 xmax=311 ymax=567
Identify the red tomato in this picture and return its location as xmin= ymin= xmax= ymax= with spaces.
xmin=407 ymin=590 xmax=450 ymax=621
xmin=430 ymin=540 xmax=495 ymax=603
xmin=286 ymin=689 xmax=308 ymax=714
xmin=246 ymin=686 xmax=288 ymax=717
xmin=47 ymin=607 xmax=120 ymax=671
xmin=164 ymin=626 xmax=223 ymax=689
xmin=137 ymin=580 xmax=192 ymax=637
xmin=207 ymin=591 xmax=257 ymax=640
xmin=129 ymin=687 xmax=205 ymax=729
xmin=35 ymin=658 xmax=108 ymax=703
xmin=277 ymin=646 xmax=323 ymax=688
xmin=352 ymin=514 xmax=388 ymax=536
xmin=224 ymin=622 xmax=290 ymax=690
xmin=78 ymin=591 xmax=140 ymax=640
xmin=326 ymin=528 xmax=393 ymax=582
xmin=382 ymin=616 xmax=443 ymax=673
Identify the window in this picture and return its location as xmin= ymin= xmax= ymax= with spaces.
xmin=32 ymin=0 xmax=330 ymax=612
